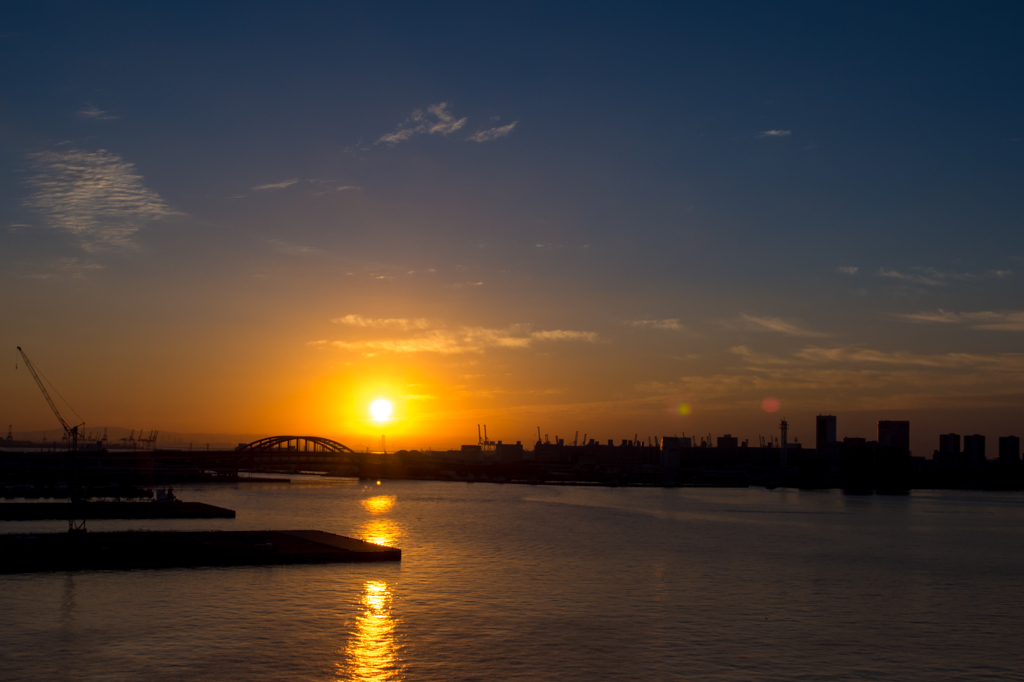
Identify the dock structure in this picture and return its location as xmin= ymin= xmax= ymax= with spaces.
xmin=0 ymin=501 xmax=235 ymax=521
xmin=0 ymin=530 xmax=401 ymax=573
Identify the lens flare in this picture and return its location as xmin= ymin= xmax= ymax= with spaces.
xmin=370 ymin=399 xmax=392 ymax=422
xmin=762 ymin=397 xmax=781 ymax=413
xmin=679 ymin=404 xmax=692 ymax=416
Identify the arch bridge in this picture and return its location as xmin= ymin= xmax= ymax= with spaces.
xmin=237 ymin=435 xmax=355 ymax=453
xmin=235 ymin=436 xmax=358 ymax=473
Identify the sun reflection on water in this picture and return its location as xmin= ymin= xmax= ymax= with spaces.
xmin=337 ymin=581 xmax=403 ymax=681
xmin=358 ymin=518 xmax=404 ymax=548
xmin=361 ymin=495 xmax=396 ymax=515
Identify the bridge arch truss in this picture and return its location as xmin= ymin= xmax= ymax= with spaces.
xmin=237 ymin=435 xmax=355 ymax=454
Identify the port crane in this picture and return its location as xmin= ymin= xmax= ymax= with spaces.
xmin=16 ymin=346 xmax=84 ymax=451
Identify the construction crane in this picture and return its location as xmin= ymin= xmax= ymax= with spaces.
xmin=16 ymin=346 xmax=84 ymax=451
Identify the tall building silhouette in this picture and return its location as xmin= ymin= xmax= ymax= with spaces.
xmin=998 ymin=436 xmax=1020 ymax=463
xmin=939 ymin=433 xmax=961 ymax=454
xmin=816 ymin=415 xmax=837 ymax=449
xmin=964 ymin=434 xmax=986 ymax=466
xmin=878 ymin=421 xmax=910 ymax=450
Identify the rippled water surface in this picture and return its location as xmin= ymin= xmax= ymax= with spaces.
xmin=2 ymin=480 xmax=1024 ymax=681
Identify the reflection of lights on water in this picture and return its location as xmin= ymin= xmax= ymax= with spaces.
xmin=361 ymin=495 xmax=395 ymax=514
xmin=337 ymin=581 xmax=403 ymax=681
xmin=359 ymin=518 xmax=403 ymax=548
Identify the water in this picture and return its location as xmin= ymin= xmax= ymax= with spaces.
xmin=2 ymin=480 xmax=1023 ymax=681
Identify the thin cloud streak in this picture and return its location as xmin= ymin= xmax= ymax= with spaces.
xmin=333 ymin=314 xmax=431 ymax=330
xmin=78 ymin=105 xmax=118 ymax=120
xmin=325 ymin=318 xmax=598 ymax=354
xmin=879 ymin=266 xmax=1012 ymax=286
xmin=252 ymin=179 xmax=300 ymax=191
xmin=468 ymin=122 xmax=517 ymax=142
xmin=898 ymin=310 xmax=1024 ymax=331
xmin=626 ymin=319 xmax=683 ymax=330
xmin=738 ymin=314 xmax=827 ymax=337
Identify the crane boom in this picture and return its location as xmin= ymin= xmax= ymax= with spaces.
xmin=16 ymin=346 xmax=82 ymax=451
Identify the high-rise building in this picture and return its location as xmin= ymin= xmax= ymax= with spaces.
xmin=816 ymin=415 xmax=837 ymax=449
xmin=939 ymin=433 xmax=961 ymax=454
xmin=998 ymin=436 xmax=1020 ymax=463
xmin=878 ymin=420 xmax=910 ymax=450
xmin=964 ymin=434 xmax=986 ymax=466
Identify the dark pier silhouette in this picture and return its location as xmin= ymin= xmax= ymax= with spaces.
xmin=0 ymin=530 xmax=401 ymax=573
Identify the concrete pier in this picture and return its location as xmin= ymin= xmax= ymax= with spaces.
xmin=0 ymin=530 xmax=401 ymax=573
xmin=0 ymin=501 xmax=236 ymax=521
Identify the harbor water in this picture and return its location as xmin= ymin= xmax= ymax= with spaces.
xmin=2 ymin=479 xmax=1023 ymax=681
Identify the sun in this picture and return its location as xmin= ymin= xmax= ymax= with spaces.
xmin=370 ymin=398 xmax=393 ymax=423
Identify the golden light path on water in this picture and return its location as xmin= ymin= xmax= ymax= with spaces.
xmin=337 ymin=580 xmax=402 ymax=681
xmin=334 ymin=492 xmax=405 ymax=678
xmin=361 ymin=495 xmax=396 ymax=515
xmin=359 ymin=518 xmax=403 ymax=548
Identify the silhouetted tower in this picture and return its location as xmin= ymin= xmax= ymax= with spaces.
xmin=815 ymin=415 xmax=836 ymax=449
xmin=939 ymin=433 xmax=961 ymax=454
xmin=878 ymin=420 xmax=910 ymax=450
xmin=999 ymin=436 xmax=1020 ymax=463
xmin=5 ymin=425 xmax=11 ymax=441
xmin=964 ymin=434 xmax=986 ymax=466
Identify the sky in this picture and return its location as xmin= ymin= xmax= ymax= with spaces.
xmin=2 ymin=2 xmax=1024 ymax=454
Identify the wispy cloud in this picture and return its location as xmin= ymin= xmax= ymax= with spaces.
xmin=837 ymin=266 xmax=858 ymax=275
xmin=265 ymin=239 xmax=326 ymax=256
xmin=530 ymin=330 xmax=598 ymax=342
xmin=626 ymin=319 xmax=683 ymax=330
xmin=250 ymin=178 xmax=359 ymax=195
xmin=78 ymin=105 xmax=118 ymax=120
xmin=795 ymin=346 xmax=1024 ymax=370
xmin=377 ymin=103 xmax=468 ymax=145
xmin=879 ymin=266 xmax=1012 ymax=286
xmin=898 ymin=310 xmax=1024 ymax=331
xmin=333 ymin=314 xmax=432 ymax=330
xmin=252 ymin=179 xmax=300 ymax=191
xmin=642 ymin=342 xmax=1024 ymax=413
xmin=468 ymin=121 xmax=517 ymax=142
xmin=758 ymin=130 xmax=791 ymax=137
xmin=324 ymin=319 xmax=597 ymax=354
xmin=737 ymin=314 xmax=827 ymax=337
xmin=878 ymin=267 xmax=944 ymax=285
xmin=24 ymin=148 xmax=174 ymax=250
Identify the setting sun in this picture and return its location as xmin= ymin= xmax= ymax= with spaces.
xmin=370 ymin=399 xmax=393 ymax=423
